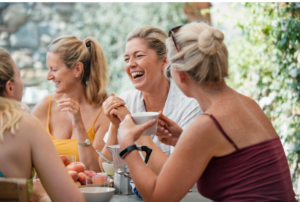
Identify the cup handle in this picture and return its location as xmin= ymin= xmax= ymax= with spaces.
xmin=139 ymin=146 xmax=152 ymax=164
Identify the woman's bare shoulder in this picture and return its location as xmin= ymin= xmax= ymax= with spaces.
xmin=31 ymin=94 xmax=51 ymax=117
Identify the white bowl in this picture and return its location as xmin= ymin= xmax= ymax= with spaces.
xmin=131 ymin=112 xmax=159 ymax=135
xmin=80 ymin=187 xmax=115 ymax=202
xmin=102 ymin=162 xmax=115 ymax=176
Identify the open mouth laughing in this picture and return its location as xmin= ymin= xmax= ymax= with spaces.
xmin=131 ymin=71 xmax=145 ymax=80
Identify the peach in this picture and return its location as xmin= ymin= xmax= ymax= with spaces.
xmin=92 ymin=175 xmax=108 ymax=184
xmin=75 ymin=181 xmax=81 ymax=187
xmin=68 ymin=171 xmax=79 ymax=182
xmin=60 ymin=155 xmax=70 ymax=166
xmin=78 ymin=172 xmax=91 ymax=185
xmin=83 ymin=170 xmax=97 ymax=178
xmin=66 ymin=162 xmax=85 ymax=173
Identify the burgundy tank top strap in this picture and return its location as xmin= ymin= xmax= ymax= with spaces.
xmin=203 ymin=113 xmax=239 ymax=150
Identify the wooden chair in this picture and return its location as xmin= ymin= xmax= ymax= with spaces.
xmin=0 ymin=178 xmax=29 ymax=202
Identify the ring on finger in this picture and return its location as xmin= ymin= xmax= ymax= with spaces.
xmin=72 ymin=105 xmax=76 ymax=110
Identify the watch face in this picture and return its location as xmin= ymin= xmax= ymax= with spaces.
xmin=86 ymin=139 xmax=91 ymax=145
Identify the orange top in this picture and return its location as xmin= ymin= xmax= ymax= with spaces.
xmin=46 ymin=94 xmax=102 ymax=162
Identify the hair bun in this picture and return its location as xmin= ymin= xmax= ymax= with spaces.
xmin=198 ymin=27 xmax=224 ymax=55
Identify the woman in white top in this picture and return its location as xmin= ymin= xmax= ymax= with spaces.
xmin=100 ymin=26 xmax=202 ymax=174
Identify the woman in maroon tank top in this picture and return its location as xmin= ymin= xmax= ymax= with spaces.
xmin=113 ymin=22 xmax=297 ymax=202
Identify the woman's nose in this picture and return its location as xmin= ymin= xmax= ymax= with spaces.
xmin=128 ymin=58 xmax=137 ymax=67
xmin=46 ymin=71 xmax=53 ymax=80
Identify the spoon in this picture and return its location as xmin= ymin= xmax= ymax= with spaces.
xmin=96 ymin=150 xmax=113 ymax=164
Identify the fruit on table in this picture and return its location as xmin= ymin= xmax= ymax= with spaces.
xmin=60 ymin=155 xmax=70 ymax=166
xmin=66 ymin=162 xmax=85 ymax=173
xmin=68 ymin=171 xmax=79 ymax=182
xmin=92 ymin=175 xmax=108 ymax=184
xmin=78 ymin=172 xmax=90 ymax=185
xmin=83 ymin=170 xmax=97 ymax=178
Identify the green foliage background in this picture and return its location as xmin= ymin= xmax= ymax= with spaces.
xmin=225 ymin=2 xmax=300 ymax=189
xmin=62 ymin=2 xmax=185 ymax=95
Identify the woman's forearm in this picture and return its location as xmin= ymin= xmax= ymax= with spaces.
xmin=74 ymin=124 xmax=101 ymax=172
xmin=122 ymin=149 xmax=161 ymax=201
xmin=99 ymin=124 xmax=119 ymax=169
xmin=136 ymin=136 xmax=168 ymax=175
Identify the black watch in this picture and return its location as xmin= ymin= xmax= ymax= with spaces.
xmin=119 ymin=145 xmax=152 ymax=164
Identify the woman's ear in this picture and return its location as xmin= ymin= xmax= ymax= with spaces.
xmin=74 ymin=62 xmax=84 ymax=78
xmin=3 ymin=80 xmax=14 ymax=98
xmin=177 ymin=70 xmax=188 ymax=84
xmin=161 ymin=56 xmax=168 ymax=71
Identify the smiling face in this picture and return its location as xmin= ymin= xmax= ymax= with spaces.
xmin=46 ymin=52 xmax=76 ymax=94
xmin=124 ymin=38 xmax=166 ymax=92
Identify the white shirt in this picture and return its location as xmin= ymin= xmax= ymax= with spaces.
xmin=104 ymin=79 xmax=202 ymax=156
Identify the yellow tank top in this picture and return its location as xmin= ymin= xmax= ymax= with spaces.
xmin=46 ymin=94 xmax=102 ymax=162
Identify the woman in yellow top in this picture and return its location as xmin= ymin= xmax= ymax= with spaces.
xmin=0 ymin=48 xmax=84 ymax=202
xmin=32 ymin=36 xmax=113 ymax=172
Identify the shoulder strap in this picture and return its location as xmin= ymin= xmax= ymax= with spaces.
xmin=93 ymin=107 xmax=103 ymax=125
xmin=203 ymin=113 xmax=239 ymax=150
xmin=46 ymin=94 xmax=52 ymax=130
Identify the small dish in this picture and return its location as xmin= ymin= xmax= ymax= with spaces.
xmin=80 ymin=187 xmax=115 ymax=202
xmin=102 ymin=162 xmax=115 ymax=176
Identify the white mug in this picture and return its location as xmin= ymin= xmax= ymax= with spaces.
xmin=131 ymin=112 xmax=159 ymax=136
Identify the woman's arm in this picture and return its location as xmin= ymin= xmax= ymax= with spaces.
xmin=25 ymin=114 xmax=85 ymax=202
xmin=99 ymin=94 xmax=128 ymax=170
xmin=57 ymin=98 xmax=107 ymax=172
xmin=117 ymin=115 xmax=218 ymax=202
xmin=77 ymin=110 xmax=110 ymax=172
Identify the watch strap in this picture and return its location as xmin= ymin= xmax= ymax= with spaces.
xmin=78 ymin=139 xmax=91 ymax=146
xmin=119 ymin=145 xmax=152 ymax=164
xmin=119 ymin=145 xmax=138 ymax=159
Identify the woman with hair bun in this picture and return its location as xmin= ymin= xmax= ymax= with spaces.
xmin=114 ymin=22 xmax=297 ymax=201
xmin=32 ymin=36 xmax=111 ymax=172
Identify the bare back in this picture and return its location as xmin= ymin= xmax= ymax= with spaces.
xmin=0 ymin=113 xmax=33 ymax=179
xmin=0 ymin=112 xmax=85 ymax=201
xmin=206 ymin=88 xmax=278 ymax=157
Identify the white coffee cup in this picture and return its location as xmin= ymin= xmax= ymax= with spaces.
xmin=131 ymin=112 xmax=159 ymax=136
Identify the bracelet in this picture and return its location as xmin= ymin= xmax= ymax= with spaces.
xmin=119 ymin=145 xmax=138 ymax=159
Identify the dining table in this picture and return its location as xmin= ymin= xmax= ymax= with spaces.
xmin=109 ymin=186 xmax=212 ymax=202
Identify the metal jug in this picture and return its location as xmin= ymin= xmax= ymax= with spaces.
xmin=107 ymin=145 xmax=152 ymax=195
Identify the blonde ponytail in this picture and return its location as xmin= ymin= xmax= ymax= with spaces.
xmin=84 ymin=38 xmax=108 ymax=104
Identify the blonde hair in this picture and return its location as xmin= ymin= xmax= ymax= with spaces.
xmin=48 ymin=36 xmax=108 ymax=104
xmin=126 ymin=26 xmax=168 ymax=60
xmin=0 ymin=48 xmax=14 ymax=96
xmin=0 ymin=97 xmax=24 ymax=141
xmin=0 ymin=48 xmax=24 ymax=141
xmin=166 ymin=22 xmax=228 ymax=84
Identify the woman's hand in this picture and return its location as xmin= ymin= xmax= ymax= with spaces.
xmin=156 ymin=111 xmax=183 ymax=146
xmin=117 ymin=114 xmax=156 ymax=150
xmin=57 ymin=98 xmax=83 ymax=127
xmin=102 ymin=93 xmax=126 ymax=126
xmin=110 ymin=105 xmax=131 ymax=122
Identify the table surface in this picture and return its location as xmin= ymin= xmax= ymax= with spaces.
xmin=110 ymin=187 xmax=212 ymax=202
